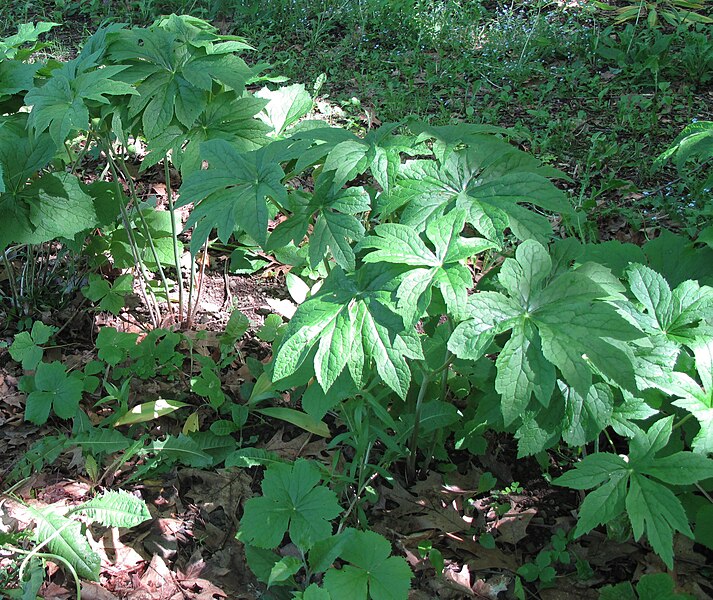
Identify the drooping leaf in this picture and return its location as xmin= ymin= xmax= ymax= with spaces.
xmin=142 ymin=92 xmax=271 ymax=176
xmin=306 ymin=177 xmax=370 ymax=271
xmin=273 ymin=267 xmax=423 ymax=398
xmin=554 ymin=419 xmax=713 ymax=569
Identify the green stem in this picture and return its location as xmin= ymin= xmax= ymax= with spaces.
xmin=14 ymin=549 xmax=81 ymax=600
xmin=673 ymin=412 xmax=694 ymax=431
xmin=406 ymin=368 xmax=431 ymax=482
xmin=111 ymin=151 xmax=174 ymax=321
xmin=2 ymin=248 xmax=20 ymax=310
xmin=164 ymin=156 xmax=184 ymax=320
xmin=106 ymin=156 xmax=160 ymax=327
xmin=322 ymin=257 xmax=332 ymax=275
xmin=69 ymin=131 xmax=94 ymax=175
xmin=15 ymin=518 xmax=82 ymax=600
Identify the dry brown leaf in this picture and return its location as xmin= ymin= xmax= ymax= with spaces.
xmin=263 ymin=430 xmax=329 ymax=461
xmin=446 ymin=536 xmax=520 ymax=572
xmin=178 ymin=468 xmax=251 ymax=521
xmin=140 ymin=554 xmax=178 ymax=599
xmin=379 ymin=479 xmax=469 ymax=535
xmin=97 ymin=527 xmax=146 ymax=571
xmin=80 ymin=582 xmax=120 ymax=600
xmin=173 ymin=578 xmax=228 ymax=600
xmin=491 ymin=505 xmax=537 ymax=545
xmin=443 ymin=563 xmax=475 ymax=597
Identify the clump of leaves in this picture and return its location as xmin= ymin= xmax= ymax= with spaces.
xmin=237 ymin=459 xmax=412 ymax=598
xmin=3 ymin=490 xmax=150 ymax=596
xmin=554 ymin=417 xmax=713 ymax=569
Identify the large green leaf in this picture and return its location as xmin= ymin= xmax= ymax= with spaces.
xmin=70 ymin=489 xmax=151 ymax=528
xmin=26 ymin=56 xmax=135 ymax=146
xmin=106 ymin=18 xmax=257 ymax=138
xmin=380 ymin=140 xmax=572 ymax=242
xmin=1 ymin=172 xmax=98 ymax=250
xmin=620 ymin=263 xmax=713 ymax=345
xmin=256 ymin=83 xmax=313 ymax=137
xmin=360 ymin=209 xmax=494 ymax=322
xmin=142 ymin=92 xmax=271 ymax=176
xmin=449 ymin=240 xmax=642 ymax=423
xmin=554 ymin=418 xmax=713 ymax=569
xmin=238 ymin=459 xmax=341 ymax=550
xmin=323 ymin=529 xmax=412 ymax=600
xmin=178 ymin=139 xmax=287 ymax=251
xmin=273 ymin=267 xmax=422 ymax=398
xmin=28 ymin=505 xmax=101 ymax=580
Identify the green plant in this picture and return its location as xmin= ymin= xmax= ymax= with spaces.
xmin=3 ymin=12 xmax=713 ymax=588
xmin=656 ymin=120 xmax=713 ymax=189
xmin=595 ymin=0 xmax=712 ymax=27
xmin=598 ymin=572 xmax=695 ymax=599
xmin=1 ymin=489 xmax=150 ymax=599
xmin=554 ymin=417 xmax=713 ymax=569
xmin=517 ymin=528 xmax=570 ymax=585
xmin=237 ymin=459 xmax=412 ymax=598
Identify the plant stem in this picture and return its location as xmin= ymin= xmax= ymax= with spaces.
xmin=406 ymin=368 xmax=431 ymax=482
xmin=672 ymin=412 xmax=694 ymax=430
xmin=106 ymin=156 xmax=161 ymax=327
xmin=111 ymin=150 xmax=175 ymax=321
xmin=2 ymin=248 xmax=20 ymax=309
xmin=164 ymin=155 xmax=184 ymax=320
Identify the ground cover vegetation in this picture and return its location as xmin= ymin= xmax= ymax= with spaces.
xmin=0 ymin=1 xmax=712 ymax=599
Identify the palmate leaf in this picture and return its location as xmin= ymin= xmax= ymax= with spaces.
xmin=359 ymin=209 xmax=494 ymax=322
xmin=554 ymin=417 xmax=713 ymax=569
xmin=323 ymin=530 xmax=412 ymax=600
xmin=106 ymin=20 xmax=257 ymax=138
xmin=178 ymin=139 xmax=287 ymax=251
xmin=26 ymin=55 xmax=136 ymax=146
xmin=449 ymin=240 xmax=643 ymax=423
xmin=142 ymin=92 xmax=271 ymax=176
xmin=238 ymin=459 xmax=341 ymax=551
xmin=408 ymin=120 xmax=512 ymax=163
xmin=379 ymin=139 xmax=572 ymax=243
xmin=0 ymin=172 xmax=98 ymax=250
xmin=620 ymin=263 xmax=713 ymax=345
xmin=25 ymin=361 xmax=83 ymax=425
xmin=0 ymin=21 xmax=58 ymax=60
xmin=273 ymin=267 xmax=423 ymax=398
xmin=281 ymin=123 xmax=414 ymax=194
xmin=305 ymin=173 xmax=370 ymax=271
xmin=0 ymin=113 xmax=57 ymax=249
xmin=256 ymin=83 xmax=313 ymax=137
